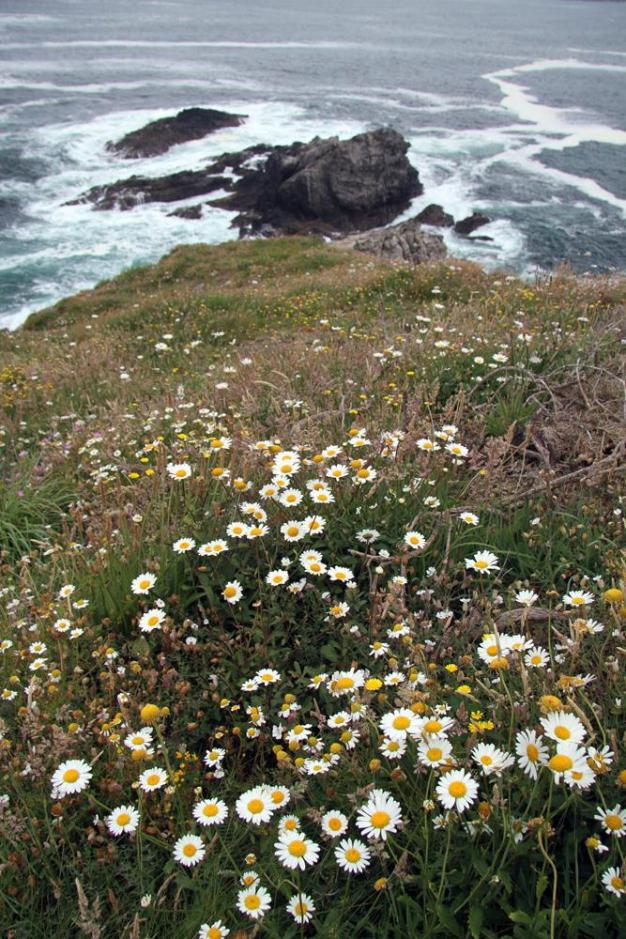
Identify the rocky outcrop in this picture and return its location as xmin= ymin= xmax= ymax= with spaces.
xmin=66 ymin=171 xmax=230 ymax=211
xmin=69 ymin=129 xmax=422 ymax=235
xmin=415 ymin=203 xmax=454 ymax=227
xmin=106 ymin=107 xmax=246 ymax=158
xmin=454 ymin=212 xmax=491 ymax=235
xmin=336 ymin=216 xmax=446 ymax=264
xmin=168 ymin=204 xmax=204 ymax=220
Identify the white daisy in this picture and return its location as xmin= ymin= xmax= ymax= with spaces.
xmin=335 ymin=837 xmax=372 ymax=873
xmin=173 ymin=834 xmax=205 ymax=867
xmin=106 ymin=805 xmax=140 ymax=836
xmin=355 ymin=789 xmax=402 ymax=841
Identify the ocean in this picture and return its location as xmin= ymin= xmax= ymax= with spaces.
xmin=1 ymin=0 xmax=626 ymax=328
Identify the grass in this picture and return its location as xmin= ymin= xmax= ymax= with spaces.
xmin=0 ymin=236 xmax=625 ymax=938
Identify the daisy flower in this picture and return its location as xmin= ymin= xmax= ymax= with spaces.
xmin=404 ymin=530 xmax=426 ymax=550
xmin=515 ymin=730 xmax=548 ymax=780
xmin=138 ymin=767 xmax=168 ymax=792
xmin=106 ymin=805 xmax=140 ymax=836
xmin=328 ymin=669 xmax=365 ymax=697
xmin=193 ymin=798 xmax=228 ymax=827
xmin=204 ymin=747 xmax=225 ymax=767
xmin=595 ymin=805 xmax=626 ymax=838
xmin=173 ymin=834 xmax=205 ymax=867
xmin=540 ymin=711 xmax=586 ymax=745
xmin=237 ymin=885 xmax=271 ymax=920
xmin=222 ymin=581 xmax=242 ymax=604
xmin=417 ymin=736 xmax=453 ymax=769
xmin=320 ymin=810 xmax=348 ymax=838
xmin=380 ymin=708 xmax=421 ymax=739
xmin=255 ymin=668 xmax=281 ymax=685
xmin=138 ymin=609 xmax=165 ymax=633
xmin=515 ymin=589 xmax=538 ymax=607
xmin=547 ymin=742 xmax=589 ymax=782
xmin=172 ymin=537 xmax=195 ymax=553
xmin=267 ymin=785 xmax=290 ymax=810
xmin=471 ymin=743 xmax=515 ymax=776
xmin=278 ymin=814 xmax=301 ymax=836
xmin=167 ymin=463 xmax=192 ymax=480
xmin=131 ymin=572 xmax=156 ymax=595
xmin=335 ymin=838 xmax=372 ymax=873
xmin=381 ymin=736 xmax=407 ymax=760
xmin=459 ymin=512 xmax=479 ymax=526
xmin=265 ymin=569 xmax=289 ymax=586
xmin=355 ymin=789 xmax=402 ymax=841
xmin=436 ymin=770 xmax=479 ymax=813
xmin=525 ymin=646 xmax=549 ymax=668
xmin=286 ymin=892 xmax=316 ymax=924
xmin=124 ymin=728 xmax=154 ymax=751
xmin=275 ymin=831 xmax=320 ymax=870
xmin=236 ymin=787 xmax=274 ymax=825
xmin=465 ymin=551 xmax=500 ymax=574
xmin=199 ymin=921 xmax=230 ymax=939
xmin=602 ymin=866 xmax=625 ymax=897
xmin=51 ymin=759 xmax=92 ymax=798
xmin=562 ymin=589 xmax=594 ymax=607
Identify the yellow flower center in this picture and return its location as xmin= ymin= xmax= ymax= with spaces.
xmin=132 ymin=736 xmax=144 ymax=745
xmin=345 ymin=847 xmax=361 ymax=863
xmin=183 ymin=843 xmax=197 ymax=857
xmin=63 ymin=769 xmax=80 ymax=783
xmin=208 ymin=928 xmax=222 ymax=939
xmin=427 ymin=747 xmax=442 ymax=762
xmin=606 ymin=814 xmax=624 ymax=831
xmin=549 ymin=754 xmax=573 ymax=773
xmin=610 ymin=876 xmax=624 ymax=891
xmin=146 ymin=773 xmax=161 ymax=786
xmin=527 ymin=743 xmax=539 ymax=762
xmin=247 ymin=799 xmax=264 ymax=814
xmin=475 ymin=559 xmax=489 ymax=570
xmin=288 ymin=839 xmax=307 ymax=857
xmin=310 ymin=563 xmax=321 ymax=572
xmin=328 ymin=817 xmax=342 ymax=831
xmin=393 ymin=716 xmax=411 ymax=731
xmin=139 ymin=579 xmax=150 ymax=589
xmin=284 ymin=819 xmax=298 ymax=831
xmin=147 ymin=616 xmax=159 ymax=626
xmin=531 ymin=655 xmax=542 ymax=665
xmin=370 ymin=810 xmax=391 ymax=829
xmin=245 ymin=895 xmax=261 ymax=910
xmin=554 ymin=725 xmax=570 ymax=740
xmin=336 ymin=677 xmax=354 ymax=690
xmin=424 ymin=720 xmax=442 ymax=734
xmin=480 ymin=755 xmax=493 ymax=765
xmin=294 ymin=901 xmax=307 ymax=916
xmin=203 ymin=804 xmax=219 ymax=817
xmin=224 ymin=586 xmax=237 ymax=598
xmin=449 ymin=781 xmax=467 ymax=798
xmin=175 ymin=469 xmax=187 ymax=478
xmin=271 ymin=791 xmax=284 ymax=804
xmin=116 ymin=812 xmax=131 ymax=826
xmin=260 ymin=672 xmax=273 ymax=682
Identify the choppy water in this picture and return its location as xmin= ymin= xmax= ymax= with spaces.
xmin=1 ymin=0 xmax=626 ymax=328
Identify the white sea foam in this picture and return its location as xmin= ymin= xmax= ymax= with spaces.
xmin=482 ymin=58 xmax=626 ymax=217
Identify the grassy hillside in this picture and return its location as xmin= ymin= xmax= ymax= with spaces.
xmin=0 ymin=237 xmax=625 ymax=938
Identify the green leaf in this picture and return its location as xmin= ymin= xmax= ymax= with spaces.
xmin=469 ymin=904 xmax=484 ymax=939
xmin=509 ymin=911 xmax=532 ymax=925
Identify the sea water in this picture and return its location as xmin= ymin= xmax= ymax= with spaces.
xmin=1 ymin=0 xmax=625 ymax=328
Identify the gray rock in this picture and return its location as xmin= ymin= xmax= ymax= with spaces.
xmin=106 ymin=107 xmax=246 ymax=159
xmin=454 ymin=212 xmax=491 ymax=235
xmin=415 ymin=203 xmax=454 ymax=227
xmin=335 ymin=216 xmax=446 ymax=264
